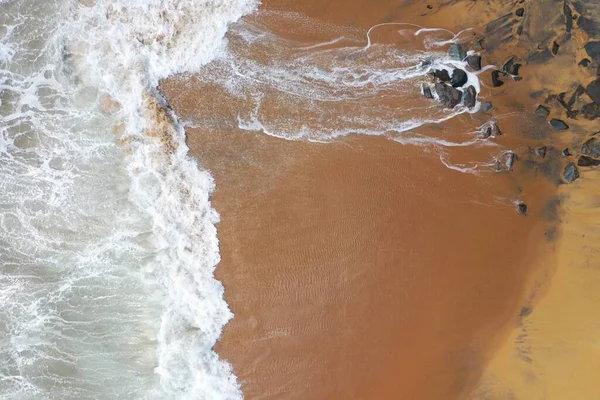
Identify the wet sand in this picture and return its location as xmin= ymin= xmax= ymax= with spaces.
xmin=160 ymin=0 xmax=600 ymax=398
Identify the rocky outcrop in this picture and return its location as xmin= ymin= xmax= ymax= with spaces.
xmin=563 ymin=162 xmax=580 ymax=183
xmin=466 ymin=55 xmax=482 ymax=71
xmin=463 ymin=86 xmax=477 ymax=108
xmin=578 ymin=155 xmax=600 ymax=167
xmin=434 ymin=83 xmax=462 ymax=108
xmin=582 ymin=138 xmax=600 ymax=158
xmin=451 ymin=68 xmax=468 ymax=87
xmin=586 ymin=78 xmax=600 ymax=105
xmin=448 ymin=43 xmax=466 ymax=61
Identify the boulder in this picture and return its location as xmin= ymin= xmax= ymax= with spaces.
xmin=515 ymin=7 xmax=524 ymax=17
xmin=463 ymin=85 xmax=477 ymax=108
xmin=586 ymin=78 xmax=600 ymax=105
xmin=451 ymin=68 xmax=468 ymax=87
xmin=491 ymin=70 xmax=504 ymax=87
xmin=466 ymin=54 xmax=482 ymax=71
xmin=552 ymin=41 xmax=560 ymax=56
xmin=434 ymin=83 xmax=462 ymax=108
xmin=582 ymin=138 xmax=600 ymax=158
xmin=422 ymin=84 xmax=433 ymax=99
xmin=490 ymin=121 xmax=502 ymax=136
xmin=568 ymin=85 xmax=585 ymax=108
xmin=549 ymin=118 xmax=569 ymax=130
xmin=579 ymin=58 xmax=591 ymax=67
xmin=517 ymin=202 xmax=528 ymax=216
xmin=585 ymin=41 xmax=600 ymax=61
xmin=563 ymin=162 xmax=580 ymax=183
xmin=535 ymin=104 xmax=550 ymax=117
xmin=564 ymin=2 xmax=573 ymax=32
xmin=578 ymin=156 xmax=600 ymax=167
xmin=502 ymin=57 xmax=521 ymax=75
xmin=481 ymin=101 xmax=492 ymax=112
xmin=562 ymin=148 xmax=571 ymax=157
xmin=449 ymin=43 xmax=466 ymax=61
xmin=433 ymin=69 xmax=451 ymax=82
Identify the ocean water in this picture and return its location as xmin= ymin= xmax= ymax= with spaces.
xmin=0 ymin=1 xmax=489 ymax=398
xmin=0 ymin=0 xmax=256 ymax=398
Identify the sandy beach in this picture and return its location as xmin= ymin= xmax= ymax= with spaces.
xmin=161 ymin=0 xmax=600 ymax=398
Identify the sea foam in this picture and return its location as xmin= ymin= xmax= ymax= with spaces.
xmin=0 ymin=0 xmax=257 ymax=398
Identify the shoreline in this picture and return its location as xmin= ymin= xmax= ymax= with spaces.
xmin=161 ymin=0 xmax=600 ymax=397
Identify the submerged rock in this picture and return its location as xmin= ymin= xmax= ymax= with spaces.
xmin=481 ymin=101 xmax=492 ymax=112
xmin=585 ymin=41 xmax=600 ymax=61
xmin=448 ymin=43 xmax=466 ymax=61
xmin=422 ymin=84 xmax=433 ymax=99
xmin=535 ymin=104 xmax=550 ymax=117
xmin=434 ymin=83 xmax=462 ymax=108
xmin=536 ymin=146 xmax=547 ymax=158
xmin=463 ymin=85 xmax=477 ymax=108
xmin=578 ymin=155 xmax=600 ymax=167
xmin=451 ymin=68 xmax=468 ymax=87
xmin=433 ymin=69 xmax=451 ymax=82
xmin=563 ymin=162 xmax=580 ymax=183
xmin=505 ymin=152 xmax=518 ymax=169
xmin=491 ymin=70 xmax=504 ymax=87
xmin=581 ymin=103 xmax=599 ymax=120
xmin=466 ymin=54 xmax=482 ymax=71
xmin=582 ymin=138 xmax=600 ymax=158
xmin=586 ymin=78 xmax=600 ymax=105
xmin=549 ymin=118 xmax=569 ymax=130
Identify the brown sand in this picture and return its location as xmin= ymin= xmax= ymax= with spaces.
xmin=158 ymin=0 xmax=597 ymax=398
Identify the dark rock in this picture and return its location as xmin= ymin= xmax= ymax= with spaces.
xmin=579 ymin=58 xmax=591 ymax=67
xmin=515 ymin=7 xmax=524 ymax=17
xmin=481 ymin=101 xmax=492 ymax=112
xmin=582 ymin=138 xmax=600 ymax=158
xmin=552 ymin=41 xmax=560 ymax=56
xmin=549 ymin=118 xmax=569 ymax=130
xmin=581 ymin=102 xmax=599 ymax=120
xmin=426 ymin=4 xmax=432 ymax=9
xmin=562 ymin=148 xmax=571 ymax=157
xmin=422 ymin=84 xmax=433 ymax=99
xmin=463 ymin=85 xmax=477 ymax=108
xmin=564 ymin=2 xmax=573 ymax=32
xmin=563 ymin=162 xmax=580 ymax=183
xmin=568 ymin=85 xmax=585 ymax=108
xmin=491 ymin=122 xmax=502 ymax=136
xmin=448 ymin=43 xmax=466 ymax=61
xmin=556 ymin=92 xmax=570 ymax=111
xmin=466 ymin=54 xmax=482 ymax=71
xmin=433 ymin=69 xmax=451 ymax=82
xmin=434 ymin=83 xmax=463 ymax=108
xmin=517 ymin=202 xmax=528 ymax=216
xmin=586 ymin=78 xmax=600 ymax=105
xmin=517 ymin=26 xmax=523 ymax=36
xmin=491 ymin=70 xmax=504 ymax=87
xmin=578 ymin=155 xmax=600 ymax=167
xmin=585 ymin=41 xmax=600 ymax=61
xmin=420 ymin=59 xmax=432 ymax=68
xmin=451 ymin=68 xmax=468 ymax=87
xmin=536 ymin=146 xmax=547 ymax=158
xmin=535 ymin=104 xmax=550 ymax=117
